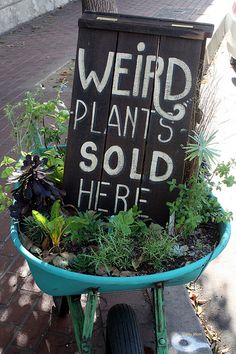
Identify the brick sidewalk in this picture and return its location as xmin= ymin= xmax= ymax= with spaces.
xmin=0 ymin=0 xmax=232 ymax=353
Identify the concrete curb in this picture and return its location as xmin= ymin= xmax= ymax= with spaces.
xmin=0 ymin=0 xmax=73 ymax=36
xmin=204 ymin=15 xmax=228 ymax=71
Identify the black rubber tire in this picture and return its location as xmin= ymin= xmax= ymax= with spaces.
xmin=53 ymin=296 xmax=69 ymax=317
xmin=106 ymin=304 xmax=144 ymax=354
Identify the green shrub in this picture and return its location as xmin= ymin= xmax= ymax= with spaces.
xmin=141 ymin=224 xmax=176 ymax=271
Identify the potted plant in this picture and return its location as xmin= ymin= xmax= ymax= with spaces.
xmin=0 ymin=87 xmax=233 ymax=354
xmin=0 ymin=88 xmax=233 ymax=295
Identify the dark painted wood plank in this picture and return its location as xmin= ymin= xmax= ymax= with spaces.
xmin=63 ymin=27 xmax=118 ymax=210
xmin=80 ymin=12 xmax=214 ymax=40
xmin=139 ymin=36 xmax=204 ymax=223
xmin=97 ymin=32 xmax=159 ymax=215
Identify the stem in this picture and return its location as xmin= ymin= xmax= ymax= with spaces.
xmin=42 ymin=118 xmax=48 ymax=149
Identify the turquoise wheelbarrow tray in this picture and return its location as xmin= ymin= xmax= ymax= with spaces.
xmin=11 ymin=218 xmax=230 ymax=354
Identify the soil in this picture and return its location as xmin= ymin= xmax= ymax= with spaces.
xmin=21 ymin=222 xmax=220 ymax=277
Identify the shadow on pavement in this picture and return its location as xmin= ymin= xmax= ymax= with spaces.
xmin=231 ymin=76 xmax=236 ymax=85
xmin=197 ymin=274 xmax=236 ymax=351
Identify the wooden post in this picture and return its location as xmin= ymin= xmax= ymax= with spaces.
xmin=82 ymin=0 xmax=118 ymax=13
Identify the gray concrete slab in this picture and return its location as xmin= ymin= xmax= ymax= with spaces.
xmin=96 ymin=287 xmax=211 ymax=353
xmin=165 ymin=286 xmax=212 ymax=354
xmin=194 ymin=37 xmax=236 ymax=353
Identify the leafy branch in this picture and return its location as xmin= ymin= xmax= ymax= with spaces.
xmin=4 ymin=86 xmax=69 ymax=152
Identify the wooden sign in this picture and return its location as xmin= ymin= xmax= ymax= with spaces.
xmin=63 ymin=12 xmax=213 ymax=224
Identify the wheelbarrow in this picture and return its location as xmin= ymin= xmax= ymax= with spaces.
xmin=11 ymin=218 xmax=230 ymax=354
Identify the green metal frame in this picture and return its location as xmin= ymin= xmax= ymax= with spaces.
xmin=66 ymin=283 xmax=168 ymax=354
xmin=153 ymin=283 xmax=168 ymax=354
xmin=67 ymin=289 xmax=98 ymax=354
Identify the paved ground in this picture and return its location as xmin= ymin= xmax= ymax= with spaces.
xmin=0 ymin=0 xmax=234 ymax=353
xmin=194 ymin=37 xmax=236 ymax=352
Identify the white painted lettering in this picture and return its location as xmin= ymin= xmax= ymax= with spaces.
xmin=149 ymin=151 xmax=173 ymax=182
xmin=133 ymin=42 xmax=146 ymax=96
xmin=79 ymin=141 xmax=98 ymax=172
xmin=135 ymin=187 xmax=150 ymax=219
xmin=90 ymin=101 xmax=102 ymax=134
xmin=139 ymin=188 xmax=150 ymax=205
xmin=94 ymin=181 xmax=101 ymax=210
xmin=142 ymin=55 xmax=156 ymax=98
xmin=74 ymin=100 xmax=87 ymax=130
xmin=108 ymin=105 xmax=122 ymax=136
xmin=77 ymin=178 xmax=94 ymax=209
xmin=103 ymin=146 xmax=124 ymax=176
xmin=141 ymin=108 xmax=151 ymax=139
xmin=78 ymin=48 xmax=114 ymax=92
xmin=123 ymin=106 xmax=138 ymax=138
xmin=114 ymin=184 xmax=130 ymax=213
xmin=112 ymin=53 xmax=132 ymax=96
xmin=158 ymin=118 xmax=173 ymax=143
xmin=153 ymin=57 xmax=185 ymax=121
xmin=164 ymin=58 xmax=192 ymax=101
xmin=130 ymin=148 xmax=141 ymax=180
xmin=97 ymin=181 xmax=110 ymax=213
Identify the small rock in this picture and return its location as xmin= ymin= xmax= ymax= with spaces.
xmin=111 ymin=267 xmax=120 ymax=277
xmin=30 ymin=246 xmax=42 ymax=255
xmin=96 ymin=266 xmax=108 ymax=276
xmin=43 ymin=254 xmax=56 ymax=264
xmin=185 ymin=261 xmax=191 ymax=265
xmin=53 ymin=255 xmax=69 ymax=269
xmin=198 ymin=299 xmax=208 ymax=305
xmin=60 ymin=252 xmax=76 ymax=262
xmin=188 ymin=252 xmax=196 ymax=257
xmin=182 ymin=245 xmax=189 ymax=252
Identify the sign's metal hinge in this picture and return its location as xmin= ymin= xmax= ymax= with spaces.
xmin=96 ymin=16 xmax=118 ymax=22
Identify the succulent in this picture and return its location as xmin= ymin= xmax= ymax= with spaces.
xmin=8 ymin=154 xmax=64 ymax=219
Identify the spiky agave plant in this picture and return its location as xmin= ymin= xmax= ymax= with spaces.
xmin=8 ymin=154 xmax=64 ymax=218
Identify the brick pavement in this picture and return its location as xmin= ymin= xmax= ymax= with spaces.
xmin=0 ymin=0 xmax=232 ymax=352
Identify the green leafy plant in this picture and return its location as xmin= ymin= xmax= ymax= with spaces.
xmin=107 ymin=206 xmax=147 ymax=237
xmin=0 ymin=185 xmax=12 ymax=213
xmin=0 ymin=156 xmax=17 ymax=212
xmin=141 ymin=223 xmax=176 ymax=271
xmin=4 ymin=90 xmax=234 ymax=277
xmin=0 ymin=89 xmax=68 ymax=214
xmin=4 ymin=87 xmax=69 ymax=152
xmin=70 ymin=254 xmax=95 ymax=274
xmin=66 ymin=210 xmax=102 ymax=245
xmin=167 ymin=176 xmax=232 ymax=237
xmin=88 ymin=227 xmax=133 ymax=273
xmin=69 ymin=208 xmax=176 ymax=274
xmin=184 ymin=129 xmax=219 ymax=170
xmin=21 ymin=216 xmax=45 ymax=245
xmin=32 ymin=200 xmax=66 ymax=248
xmin=0 ymin=156 xmax=16 ymax=179
xmin=68 ymin=207 xmax=145 ymax=273
xmin=42 ymin=147 xmax=65 ymax=185
xmin=168 ymin=130 xmax=235 ymax=237
xmin=214 ymin=159 xmax=236 ymax=188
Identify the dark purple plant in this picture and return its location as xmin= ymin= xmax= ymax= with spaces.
xmin=9 ymin=154 xmax=64 ymax=218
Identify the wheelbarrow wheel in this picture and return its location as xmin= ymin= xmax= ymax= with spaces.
xmin=53 ymin=296 xmax=69 ymax=317
xmin=106 ymin=304 xmax=144 ymax=354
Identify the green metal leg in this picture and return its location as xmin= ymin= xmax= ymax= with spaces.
xmin=153 ymin=284 xmax=168 ymax=354
xmin=67 ymin=289 xmax=98 ymax=354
